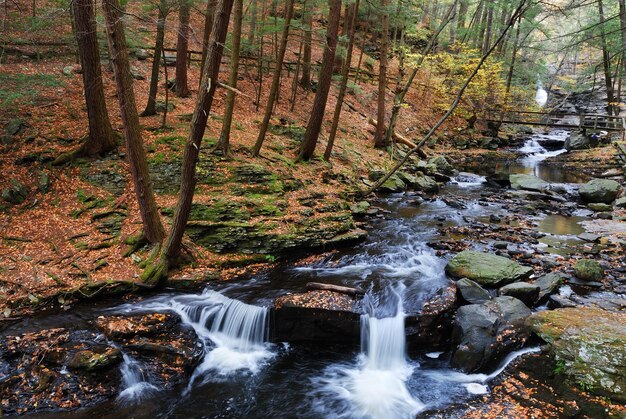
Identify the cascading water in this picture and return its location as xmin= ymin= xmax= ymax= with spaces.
xmin=535 ymin=80 xmax=548 ymax=107
xmin=115 ymin=290 xmax=273 ymax=388
xmin=311 ymin=288 xmax=424 ymax=419
xmin=117 ymin=353 xmax=158 ymax=403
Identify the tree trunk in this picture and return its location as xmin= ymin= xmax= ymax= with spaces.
xmin=373 ymin=0 xmax=390 ymax=148
xmin=71 ymin=0 xmax=117 ymax=156
xmin=201 ymin=0 xmax=217 ymax=71
xmin=457 ymin=0 xmax=468 ymax=35
xmin=324 ymin=0 xmax=359 ymax=160
xmin=252 ymin=0 xmax=295 ymax=156
xmin=300 ymin=3 xmax=313 ymax=89
xmin=142 ymin=0 xmax=167 ymax=117
xmin=102 ymin=0 xmax=165 ymax=244
xmin=482 ymin=1 xmax=493 ymax=54
xmin=598 ymin=0 xmax=615 ymax=115
xmin=449 ymin=0 xmax=457 ymax=45
xmin=216 ymin=0 xmax=243 ymax=155
xmin=619 ymin=0 xmax=626 ymax=104
xmin=159 ymin=0 xmax=235 ymax=270
xmin=505 ymin=16 xmax=521 ymax=94
xmin=175 ymin=0 xmax=191 ymax=97
xmin=297 ymin=0 xmax=342 ymax=160
xmin=247 ymin=0 xmax=257 ymax=47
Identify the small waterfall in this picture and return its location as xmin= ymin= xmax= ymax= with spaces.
xmin=312 ymin=289 xmax=424 ymax=419
xmin=535 ymin=80 xmax=548 ymax=107
xmin=117 ymin=353 xmax=158 ymax=403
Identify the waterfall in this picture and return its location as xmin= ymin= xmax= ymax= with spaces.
xmin=117 ymin=353 xmax=158 ymax=403
xmin=312 ymin=290 xmax=424 ymax=419
xmin=535 ymin=80 xmax=548 ymax=107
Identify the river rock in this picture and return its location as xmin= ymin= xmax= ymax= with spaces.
xmin=527 ymin=308 xmax=626 ymax=403
xmin=573 ymin=259 xmax=604 ymax=281
xmin=498 ymin=282 xmax=540 ymax=306
xmin=68 ymin=347 xmax=121 ymax=371
xmin=587 ymin=202 xmax=612 ymax=212
xmin=406 ymin=284 xmax=457 ymax=348
xmin=378 ymin=174 xmax=406 ymax=192
xmin=445 ymin=250 xmax=533 ymax=287
xmin=350 ymin=201 xmax=370 ymax=216
xmin=1 ymin=179 xmax=29 ymax=204
xmin=510 ymin=174 xmax=550 ymax=192
xmin=456 ymin=277 xmax=491 ymax=304
xmin=614 ymin=197 xmax=626 ymax=207
xmin=428 ymin=156 xmax=454 ymax=175
xmin=578 ymin=179 xmax=621 ymax=204
xmin=564 ymin=131 xmax=589 ymax=151
xmin=451 ymin=296 xmax=531 ymax=372
xmin=533 ymin=272 xmax=564 ymax=302
xmin=272 ymin=290 xmax=361 ymax=343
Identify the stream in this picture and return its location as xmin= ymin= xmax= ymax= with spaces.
xmin=4 ymin=129 xmax=593 ymax=418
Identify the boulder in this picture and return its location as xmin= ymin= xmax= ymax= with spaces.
xmin=533 ymin=273 xmax=563 ymax=302
xmin=564 ymin=131 xmax=590 ymax=151
xmin=428 ymin=156 xmax=455 ymax=175
xmin=68 ymin=347 xmax=121 ymax=371
xmin=498 ymin=282 xmax=540 ymax=306
xmin=456 ymin=278 xmax=491 ymax=304
xmin=378 ymin=174 xmax=406 ymax=192
xmin=413 ymin=174 xmax=439 ymax=193
xmin=510 ymin=174 xmax=550 ymax=192
xmin=37 ymin=171 xmax=51 ymax=193
xmin=578 ymin=179 xmax=621 ymax=204
xmin=445 ymin=250 xmax=533 ymax=287
xmin=587 ymin=202 xmax=612 ymax=212
xmin=573 ymin=259 xmax=604 ymax=281
xmin=527 ymin=308 xmax=626 ymax=403
xmin=406 ymin=284 xmax=457 ymax=348
xmin=1 ymin=179 xmax=29 ymax=204
xmin=350 ymin=201 xmax=370 ymax=216
xmin=451 ymin=296 xmax=531 ymax=372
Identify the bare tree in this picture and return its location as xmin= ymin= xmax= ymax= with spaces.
xmin=142 ymin=0 xmax=170 ymax=116
xmin=175 ymin=0 xmax=191 ymax=97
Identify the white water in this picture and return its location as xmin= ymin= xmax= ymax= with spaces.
xmin=535 ymin=81 xmax=548 ymax=107
xmin=312 ymin=291 xmax=424 ymax=419
xmin=115 ymin=290 xmax=273 ymax=389
xmin=117 ymin=353 xmax=158 ymax=403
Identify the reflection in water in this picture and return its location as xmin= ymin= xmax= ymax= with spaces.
xmin=538 ymin=215 xmax=585 ymax=236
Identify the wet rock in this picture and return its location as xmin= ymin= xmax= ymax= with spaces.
xmin=350 ymin=201 xmax=370 ymax=216
xmin=533 ymin=272 xmax=564 ymax=302
xmin=456 ymin=278 xmax=491 ymax=304
xmin=451 ymin=296 xmax=531 ymax=372
xmin=577 ymin=232 xmax=601 ymax=242
xmin=415 ymin=160 xmax=438 ymax=175
xmin=407 ymin=285 xmax=458 ymax=348
xmin=564 ymin=131 xmax=590 ymax=151
xmin=68 ymin=347 xmax=121 ymax=371
xmin=549 ymin=294 xmax=578 ymax=308
xmin=442 ymin=197 xmax=466 ymax=209
xmin=272 ymin=290 xmax=361 ymax=344
xmin=486 ymin=172 xmax=510 ymax=188
xmin=377 ymin=174 xmax=406 ymax=192
xmin=573 ymin=259 xmax=604 ymax=281
xmin=614 ymin=197 xmax=626 ymax=208
xmin=578 ymin=179 xmax=621 ymax=204
xmin=587 ymin=202 xmax=612 ymax=212
xmin=1 ymin=179 xmax=29 ymax=204
xmin=510 ymin=174 xmax=550 ymax=192
xmin=498 ymin=282 xmax=540 ymax=306
xmin=527 ymin=308 xmax=626 ymax=403
xmin=428 ymin=156 xmax=454 ymax=175
xmin=493 ymin=241 xmax=509 ymax=249
xmin=445 ymin=250 xmax=533 ymax=287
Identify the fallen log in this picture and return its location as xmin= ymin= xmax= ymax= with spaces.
xmin=306 ymin=282 xmax=365 ymax=296
xmin=368 ymin=118 xmax=428 ymax=159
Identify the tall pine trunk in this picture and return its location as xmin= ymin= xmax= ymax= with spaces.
xmin=217 ymin=0 xmax=243 ymax=155
xmin=142 ymin=0 xmax=167 ymax=116
xmin=175 ymin=0 xmax=191 ymax=97
xmin=200 ymin=0 xmax=217 ymax=70
xmin=157 ymin=0 xmax=235 ymax=273
xmin=252 ymin=0 xmax=295 ymax=156
xmin=298 ymin=0 xmax=342 ymax=160
xmin=373 ymin=0 xmax=390 ymax=148
xmin=71 ymin=0 xmax=116 ymax=156
xmin=324 ymin=0 xmax=359 ymax=160
xmin=300 ymin=3 xmax=313 ymax=89
xmin=102 ymin=0 xmax=165 ymax=244
xmin=598 ymin=0 xmax=615 ymax=115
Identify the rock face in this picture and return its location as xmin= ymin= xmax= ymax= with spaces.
xmin=578 ymin=179 xmax=621 ymax=204
xmin=428 ymin=156 xmax=455 ymax=175
xmin=406 ymin=284 xmax=458 ymax=348
xmin=573 ymin=259 xmax=604 ymax=281
xmin=527 ymin=308 xmax=626 ymax=403
xmin=456 ymin=278 xmax=491 ymax=304
xmin=451 ymin=296 xmax=531 ymax=372
xmin=272 ymin=290 xmax=361 ymax=344
xmin=498 ymin=282 xmax=540 ymax=306
xmin=445 ymin=250 xmax=533 ymax=287
xmin=533 ymin=272 xmax=563 ymax=302
xmin=509 ymin=174 xmax=550 ymax=192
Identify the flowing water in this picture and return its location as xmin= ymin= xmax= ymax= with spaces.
xmin=3 ymin=128 xmax=592 ymax=417
xmin=535 ymin=81 xmax=548 ymax=107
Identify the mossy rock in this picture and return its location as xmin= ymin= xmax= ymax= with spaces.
xmin=527 ymin=308 xmax=626 ymax=403
xmin=573 ymin=259 xmax=604 ymax=281
xmin=231 ymin=164 xmax=276 ymax=184
xmin=446 ymin=250 xmax=533 ymax=287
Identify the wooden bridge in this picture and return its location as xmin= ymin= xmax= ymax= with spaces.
xmin=483 ymin=110 xmax=626 ymax=139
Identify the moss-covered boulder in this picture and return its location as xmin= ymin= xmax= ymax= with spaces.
xmin=510 ymin=174 xmax=550 ymax=192
xmin=1 ymin=179 xmax=29 ymax=204
xmin=578 ymin=179 xmax=621 ymax=204
xmin=527 ymin=308 xmax=626 ymax=402
xmin=445 ymin=250 xmax=533 ymax=287
xmin=378 ymin=174 xmax=406 ymax=192
xmin=573 ymin=259 xmax=604 ymax=281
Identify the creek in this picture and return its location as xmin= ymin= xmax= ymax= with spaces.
xmin=4 ymin=129 xmax=592 ymax=418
